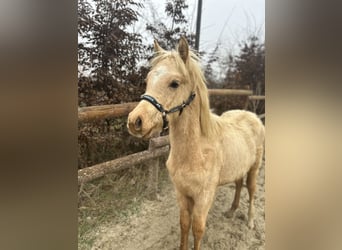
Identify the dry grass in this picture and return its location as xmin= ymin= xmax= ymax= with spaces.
xmin=78 ymin=158 xmax=169 ymax=249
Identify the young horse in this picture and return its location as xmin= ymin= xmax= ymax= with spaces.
xmin=127 ymin=37 xmax=265 ymax=250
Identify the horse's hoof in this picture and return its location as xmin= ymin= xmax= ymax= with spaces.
xmin=224 ymin=210 xmax=234 ymax=218
xmin=248 ymin=220 xmax=255 ymax=229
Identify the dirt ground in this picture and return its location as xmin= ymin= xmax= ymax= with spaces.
xmin=83 ymin=161 xmax=265 ymax=250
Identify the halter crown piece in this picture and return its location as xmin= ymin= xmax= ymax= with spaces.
xmin=140 ymin=92 xmax=196 ymax=132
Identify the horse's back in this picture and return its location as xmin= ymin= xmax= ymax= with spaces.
xmin=220 ymin=109 xmax=265 ymax=146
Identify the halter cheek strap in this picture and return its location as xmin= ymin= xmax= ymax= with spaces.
xmin=140 ymin=92 xmax=196 ymax=132
xmin=139 ymin=95 xmax=169 ymax=130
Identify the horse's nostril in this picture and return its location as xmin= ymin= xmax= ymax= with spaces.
xmin=135 ymin=116 xmax=142 ymax=131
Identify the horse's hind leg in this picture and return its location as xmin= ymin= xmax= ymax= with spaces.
xmin=246 ymin=146 xmax=263 ymax=229
xmin=224 ymin=178 xmax=243 ymax=218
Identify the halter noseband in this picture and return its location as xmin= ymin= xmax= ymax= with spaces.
xmin=140 ymin=92 xmax=196 ymax=132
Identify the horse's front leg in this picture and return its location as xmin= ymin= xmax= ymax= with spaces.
xmin=192 ymin=191 xmax=215 ymax=250
xmin=177 ymin=191 xmax=194 ymax=250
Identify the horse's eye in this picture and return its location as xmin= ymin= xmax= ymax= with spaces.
xmin=169 ymin=81 xmax=179 ymax=89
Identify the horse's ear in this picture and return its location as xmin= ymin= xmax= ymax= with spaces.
xmin=177 ymin=36 xmax=189 ymax=63
xmin=154 ymin=39 xmax=164 ymax=53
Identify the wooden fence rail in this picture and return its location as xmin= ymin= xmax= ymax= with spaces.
xmin=78 ymin=89 xmax=258 ymax=123
xmin=249 ymin=95 xmax=265 ymax=101
xmin=208 ymin=89 xmax=252 ymax=96
xmin=78 ymin=136 xmax=170 ymax=185
xmin=78 ymin=102 xmax=139 ymax=123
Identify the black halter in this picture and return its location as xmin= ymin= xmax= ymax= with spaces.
xmin=140 ymin=92 xmax=196 ymax=132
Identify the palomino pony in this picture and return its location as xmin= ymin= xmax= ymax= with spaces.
xmin=127 ymin=37 xmax=265 ymax=250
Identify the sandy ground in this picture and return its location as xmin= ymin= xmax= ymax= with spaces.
xmin=89 ymin=162 xmax=265 ymax=250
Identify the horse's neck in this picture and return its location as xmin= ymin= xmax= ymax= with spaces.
xmin=168 ymin=103 xmax=202 ymax=161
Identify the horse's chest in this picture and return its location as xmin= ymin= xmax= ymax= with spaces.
xmin=171 ymin=171 xmax=201 ymax=197
xmin=166 ymin=161 xmax=217 ymax=197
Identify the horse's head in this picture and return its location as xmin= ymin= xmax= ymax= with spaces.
xmin=127 ymin=37 xmax=195 ymax=139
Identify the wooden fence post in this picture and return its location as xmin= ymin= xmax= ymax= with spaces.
xmin=145 ymin=136 xmax=169 ymax=200
xmin=146 ymin=158 xmax=159 ymax=200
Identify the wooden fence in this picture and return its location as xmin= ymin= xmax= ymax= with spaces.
xmin=78 ymin=89 xmax=256 ymax=123
xmin=78 ymin=89 xmax=265 ymax=198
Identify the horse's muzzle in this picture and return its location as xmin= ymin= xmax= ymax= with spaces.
xmin=127 ymin=113 xmax=143 ymax=136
